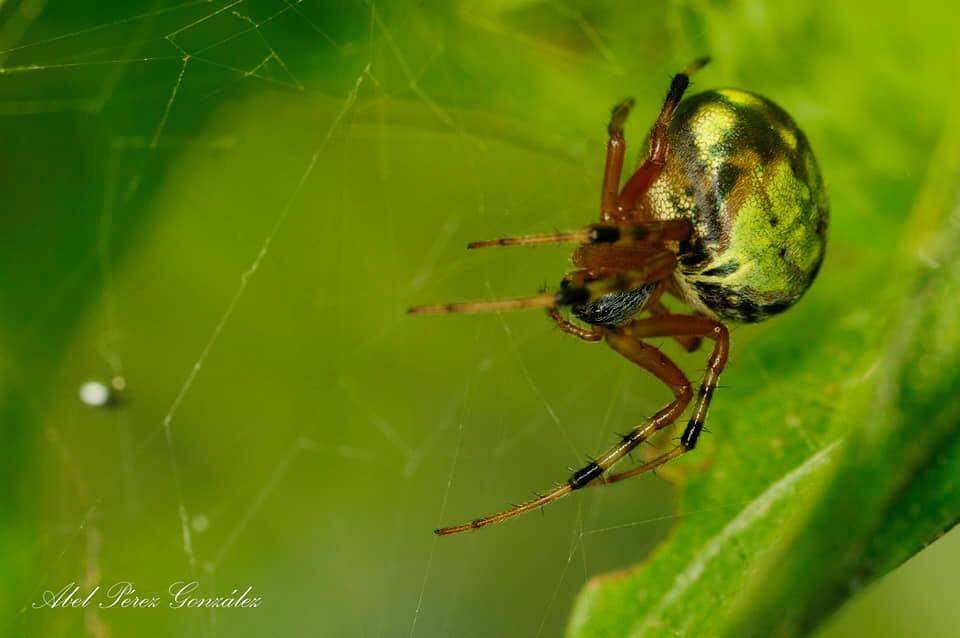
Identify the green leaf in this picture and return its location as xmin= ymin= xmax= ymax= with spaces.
xmin=568 ymin=107 xmax=960 ymax=637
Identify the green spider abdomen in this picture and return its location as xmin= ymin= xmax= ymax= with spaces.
xmin=645 ymin=89 xmax=829 ymax=323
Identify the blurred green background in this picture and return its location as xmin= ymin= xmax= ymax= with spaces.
xmin=2 ymin=1 xmax=959 ymax=636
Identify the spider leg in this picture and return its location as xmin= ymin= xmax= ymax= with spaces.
xmin=547 ymin=307 xmax=602 ymax=342
xmin=433 ymin=327 xmax=691 ymax=536
xmin=571 ymin=243 xmax=671 ymax=272
xmin=415 ymin=222 xmax=691 ymax=316
xmin=562 ymin=328 xmax=695 ymax=487
xmin=601 ymin=98 xmax=634 ymax=222
xmin=408 ymin=250 xmax=676 ymax=315
xmin=617 ymin=57 xmax=710 ymax=216
xmin=593 ymin=313 xmax=729 ymax=486
xmin=649 ymin=301 xmax=702 ymax=352
xmin=466 ymin=219 xmax=690 ymax=249
xmin=593 ymin=446 xmax=686 ymax=485
xmin=640 ymin=287 xmax=697 ymax=353
xmin=435 ymin=483 xmax=575 ymax=536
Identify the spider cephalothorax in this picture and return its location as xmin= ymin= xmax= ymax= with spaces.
xmin=410 ymin=58 xmax=828 ymax=535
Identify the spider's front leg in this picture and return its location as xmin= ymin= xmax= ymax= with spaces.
xmin=409 ymin=249 xmax=677 ymax=316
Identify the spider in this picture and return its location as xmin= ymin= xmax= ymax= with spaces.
xmin=410 ymin=58 xmax=828 ymax=536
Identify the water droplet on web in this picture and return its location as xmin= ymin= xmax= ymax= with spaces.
xmin=79 ymin=381 xmax=110 ymax=407
xmin=191 ymin=514 xmax=209 ymax=533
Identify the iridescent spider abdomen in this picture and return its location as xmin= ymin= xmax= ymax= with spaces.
xmin=646 ymin=89 xmax=829 ymax=323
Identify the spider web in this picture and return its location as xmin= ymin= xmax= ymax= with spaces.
xmin=3 ymin=2 xmax=762 ymax=637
